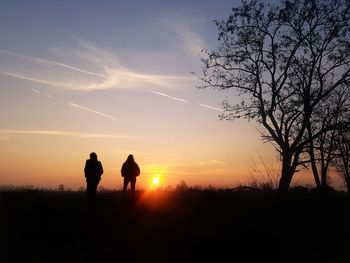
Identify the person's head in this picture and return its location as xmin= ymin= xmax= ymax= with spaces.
xmin=90 ymin=152 xmax=97 ymax=161
xmin=127 ymin=154 xmax=134 ymax=162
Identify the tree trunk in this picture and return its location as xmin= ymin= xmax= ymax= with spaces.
xmin=309 ymin=150 xmax=321 ymax=187
xmin=345 ymin=177 xmax=350 ymax=196
xmin=277 ymin=153 xmax=294 ymax=193
xmin=321 ymin=166 xmax=328 ymax=187
xmin=306 ymin=123 xmax=321 ymax=188
xmin=278 ymin=170 xmax=293 ymax=193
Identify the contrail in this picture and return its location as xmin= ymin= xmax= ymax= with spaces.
xmin=198 ymin=104 xmax=223 ymax=112
xmin=0 ymin=49 xmax=106 ymax=78
xmin=149 ymin=90 xmax=188 ymax=103
xmin=69 ymin=102 xmax=118 ymax=121
xmin=0 ymin=71 xmax=76 ymax=88
xmin=0 ymin=129 xmax=137 ymax=139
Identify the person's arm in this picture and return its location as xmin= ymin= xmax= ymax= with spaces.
xmin=121 ymin=163 xmax=126 ymax=177
xmin=99 ymin=162 xmax=104 ymax=176
xmin=135 ymin=163 xmax=140 ymax=176
xmin=84 ymin=160 xmax=88 ymax=177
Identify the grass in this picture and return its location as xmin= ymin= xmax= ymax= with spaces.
xmin=1 ymin=189 xmax=350 ymax=262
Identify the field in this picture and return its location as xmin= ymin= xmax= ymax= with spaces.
xmin=1 ymin=189 xmax=350 ymax=262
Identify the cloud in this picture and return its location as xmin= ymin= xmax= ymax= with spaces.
xmin=68 ymin=102 xmax=118 ymax=121
xmin=0 ymin=129 xmax=138 ymax=139
xmin=30 ymin=88 xmax=53 ymax=98
xmin=0 ymin=71 xmax=76 ymax=89
xmin=0 ymin=42 xmax=193 ymax=91
xmin=1 ymin=48 xmax=222 ymax=115
xmin=156 ymin=16 xmax=207 ymax=56
xmin=197 ymin=159 xmax=226 ymax=166
xmin=148 ymin=90 xmax=188 ymax=103
xmin=0 ymin=49 xmax=106 ymax=78
xmin=198 ymin=104 xmax=223 ymax=112
xmin=80 ymin=66 xmax=191 ymax=91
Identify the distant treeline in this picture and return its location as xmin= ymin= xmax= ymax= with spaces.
xmin=0 ymin=182 xmax=347 ymax=196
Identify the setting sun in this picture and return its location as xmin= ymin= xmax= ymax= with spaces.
xmin=152 ymin=177 xmax=160 ymax=186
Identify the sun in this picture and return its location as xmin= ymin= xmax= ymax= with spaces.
xmin=152 ymin=177 xmax=160 ymax=186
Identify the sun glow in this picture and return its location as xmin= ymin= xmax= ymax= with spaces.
xmin=152 ymin=174 xmax=160 ymax=186
xmin=152 ymin=176 xmax=160 ymax=186
xmin=147 ymin=165 xmax=167 ymax=189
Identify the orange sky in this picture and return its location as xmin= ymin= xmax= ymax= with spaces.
xmin=0 ymin=117 xmax=278 ymax=189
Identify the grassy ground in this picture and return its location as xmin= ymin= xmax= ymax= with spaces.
xmin=1 ymin=189 xmax=350 ymax=262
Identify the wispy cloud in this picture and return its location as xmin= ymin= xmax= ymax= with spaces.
xmin=0 ymin=42 xmax=193 ymax=91
xmin=1 ymin=49 xmax=222 ymax=115
xmin=0 ymin=71 xmax=76 ymax=89
xmin=79 ymin=67 xmax=191 ymax=91
xmin=157 ymin=16 xmax=207 ymax=56
xmin=68 ymin=102 xmax=118 ymax=121
xmin=198 ymin=104 xmax=223 ymax=112
xmin=30 ymin=88 xmax=53 ymax=98
xmin=0 ymin=129 xmax=137 ymax=139
xmin=197 ymin=159 xmax=226 ymax=166
xmin=148 ymin=90 xmax=188 ymax=103
xmin=0 ymin=49 xmax=106 ymax=78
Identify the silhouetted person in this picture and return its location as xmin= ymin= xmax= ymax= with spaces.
xmin=84 ymin=152 xmax=103 ymax=198
xmin=121 ymin=154 xmax=140 ymax=195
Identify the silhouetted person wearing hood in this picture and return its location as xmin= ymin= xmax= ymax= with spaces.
xmin=84 ymin=152 xmax=103 ymax=198
xmin=121 ymin=154 xmax=140 ymax=195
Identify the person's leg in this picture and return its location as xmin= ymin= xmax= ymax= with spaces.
xmin=130 ymin=178 xmax=136 ymax=193
xmin=92 ymin=178 xmax=100 ymax=197
xmin=86 ymin=182 xmax=90 ymax=196
xmin=86 ymin=181 xmax=93 ymax=198
xmin=123 ymin=178 xmax=129 ymax=193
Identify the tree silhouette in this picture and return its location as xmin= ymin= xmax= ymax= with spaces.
xmin=58 ymin=184 xmax=65 ymax=192
xmin=197 ymin=0 xmax=350 ymax=192
xmin=333 ymin=113 xmax=350 ymax=193
xmin=309 ymin=87 xmax=350 ymax=188
xmin=176 ymin=180 xmax=188 ymax=192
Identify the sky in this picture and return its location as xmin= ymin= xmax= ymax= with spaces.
xmin=0 ymin=0 xmax=280 ymax=190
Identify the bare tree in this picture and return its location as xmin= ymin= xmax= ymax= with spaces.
xmin=331 ymin=91 xmax=350 ymax=193
xmin=308 ymin=87 xmax=350 ymax=188
xmin=333 ymin=129 xmax=350 ymax=193
xmin=197 ymin=0 xmax=350 ymax=192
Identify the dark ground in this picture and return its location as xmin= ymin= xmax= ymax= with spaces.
xmin=1 ymin=189 xmax=350 ymax=262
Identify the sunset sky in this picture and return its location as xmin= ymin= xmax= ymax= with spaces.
xmin=0 ymin=0 xmax=279 ymax=190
